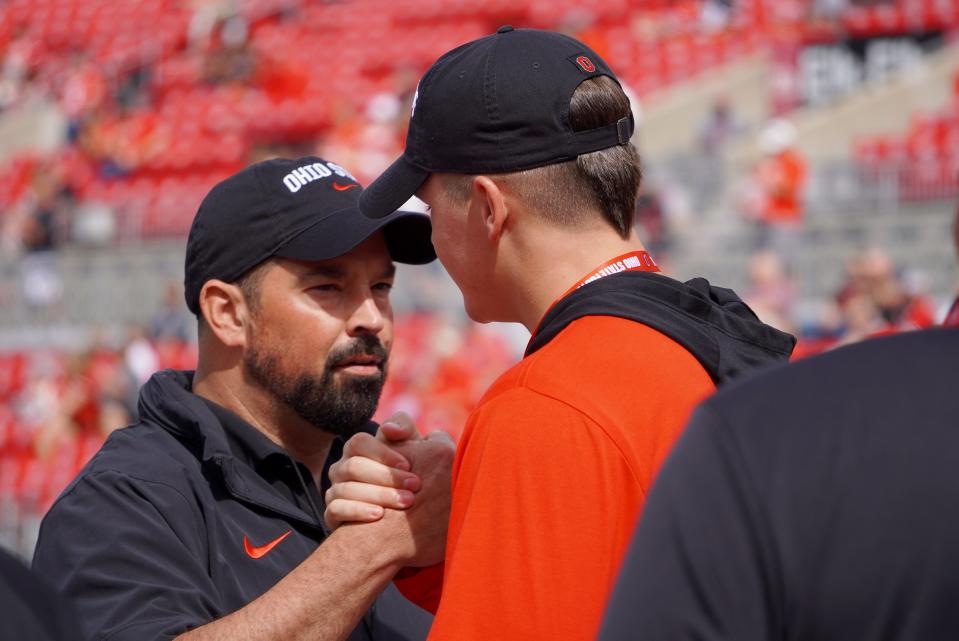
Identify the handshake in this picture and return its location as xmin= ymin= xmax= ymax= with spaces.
xmin=325 ymin=414 xmax=455 ymax=569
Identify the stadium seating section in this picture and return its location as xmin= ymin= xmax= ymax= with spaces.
xmin=853 ymin=78 xmax=959 ymax=200
xmin=2 ymin=0 xmax=957 ymax=239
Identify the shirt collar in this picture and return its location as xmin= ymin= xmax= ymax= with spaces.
xmin=199 ymin=397 xmax=293 ymax=474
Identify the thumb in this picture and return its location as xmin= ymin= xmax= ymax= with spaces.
xmin=377 ymin=411 xmax=421 ymax=443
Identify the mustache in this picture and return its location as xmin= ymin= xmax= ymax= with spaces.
xmin=325 ymin=334 xmax=389 ymax=370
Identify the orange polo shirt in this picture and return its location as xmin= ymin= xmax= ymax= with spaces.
xmin=399 ymin=314 xmax=714 ymax=639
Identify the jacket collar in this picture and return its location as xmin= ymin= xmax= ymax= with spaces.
xmin=137 ymin=370 xmax=327 ymax=531
xmin=526 ymin=271 xmax=796 ymax=384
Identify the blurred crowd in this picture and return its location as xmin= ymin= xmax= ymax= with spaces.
xmin=0 ymin=281 xmax=517 ymax=552
xmin=1 ymin=0 xmax=954 ymax=248
xmin=743 ymin=245 xmax=944 ymax=357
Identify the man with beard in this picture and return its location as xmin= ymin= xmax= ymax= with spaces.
xmin=32 ymin=157 xmax=452 ymax=641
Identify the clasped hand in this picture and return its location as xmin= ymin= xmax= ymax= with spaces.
xmin=325 ymin=413 xmax=454 ymax=567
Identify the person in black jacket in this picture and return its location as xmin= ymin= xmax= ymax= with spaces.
xmin=597 ymin=327 xmax=959 ymax=640
xmin=32 ymin=156 xmax=450 ymax=641
xmin=0 ymin=547 xmax=80 ymax=641
xmin=597 ymin=200 xmax=959 ymax=641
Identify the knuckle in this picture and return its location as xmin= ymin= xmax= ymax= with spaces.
xmin=344 ymin=432 xmax=370 ymax=454
xmin=340 ymin=457 xmax=359 ymax=477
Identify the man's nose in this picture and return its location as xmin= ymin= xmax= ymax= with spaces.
xmin=346 ymin=295 xmax=385 ymax=335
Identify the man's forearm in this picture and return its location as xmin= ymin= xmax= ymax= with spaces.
xmin=175 ymin=522 xmax=403 ymax=641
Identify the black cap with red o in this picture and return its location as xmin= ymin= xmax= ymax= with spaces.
xmin=359 ymin=27 xmax=633 ymax=219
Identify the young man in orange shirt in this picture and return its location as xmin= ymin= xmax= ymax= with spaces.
xmin=326 ymin=28 xmax=795 ymax=640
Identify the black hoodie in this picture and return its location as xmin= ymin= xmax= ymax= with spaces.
xmin=527 ymin=271 xmax=795 ymax=384
xmin=32 ymin=370 xmax=432 ymax=641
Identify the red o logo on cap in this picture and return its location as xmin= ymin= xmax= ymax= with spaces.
xmin=576 ymin=56 xmax=596 ymax=73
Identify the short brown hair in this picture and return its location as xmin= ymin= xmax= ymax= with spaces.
xmin=441 ymin=76 xmax=641 ymax=239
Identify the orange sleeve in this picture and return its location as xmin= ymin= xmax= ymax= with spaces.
xmin=393 ymin=563 xmax=444 ymax=614
xmin=426 ymin=388 xmax=644 ymax=641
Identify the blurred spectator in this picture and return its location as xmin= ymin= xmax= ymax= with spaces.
xmin=32 ymin=352 xmax=101 ymax=460
xmin=698 ymin=97 xmax=742 ymax=156
xmin=58 ymin=52 xmax=107 ymax=142
xmin=1 ymin=166 xmax=73 ymax=319
xmin=188 ymin=0 xmax=236 ymax=50
xmin=202 ymin=16 xmax=256 ymax=86
xmin=873 ymin=275 xmax=936 ymax=329
xmin=78 ymin=104 xmax=169 ymax=177
xmin=837 ymin=248 xmax=936 ymax=331
xmin=0 ymin=31 xmax=37 ymax=112
xmin=744 ymin=250 xmax=796 ymax=334
xmin=811 ymin=0 xmax=850 ymax=21
xmin=634 ymin=181 xmax=669 ymax=257
xmin=697 ymin=96 xmax=742 ymax=214
xmin=19 ymin=253 xmax=62 ymax=319
xmin=746 ymin=119 xmax=808 ymax=264
xmin=790 ymin=246 xmax=941 ymax=358
xmin=316 ymin=83 xmax=407 ymax=184
xmin=835 ymin=291 xmax=887 ymax=346
xmin=783 ymin=247 xmax=942 ymax=353
xmin=123 ymin=326 xmax=160 ymax=388
xmin=20 ymin=169 xmax=72 ymax=254
xmin=700 ymin=0 xmax=732 ymax=32
xmin=150 ymin=283 xmax=194 ymax=343
xmin=14 ymin=365 xmax=61 ymax=447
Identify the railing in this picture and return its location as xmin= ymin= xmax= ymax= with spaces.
xmin=808 ymin=159 xmax=959 ymax=215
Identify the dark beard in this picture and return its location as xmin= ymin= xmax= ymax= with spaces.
xmin=244 ymin=333 xmax=388 ymax=438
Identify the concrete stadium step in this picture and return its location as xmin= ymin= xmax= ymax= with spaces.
xmin=670 ymin=201 xmax=958 ymax=304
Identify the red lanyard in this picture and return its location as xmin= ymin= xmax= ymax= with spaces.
xmin=557 ymin=250 xmax=660 ymax=301
xmin=531 ymin=250 xmax=661 ymax=342
xmin=945 ymin=297 xmax=959 ymax=328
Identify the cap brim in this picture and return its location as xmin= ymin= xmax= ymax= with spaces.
xmin=359 ymin=155 xmax=429 ymax=219
xmin=276 ymin=204 xmax=436 ymax=265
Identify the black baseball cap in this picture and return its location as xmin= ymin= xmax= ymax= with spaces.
xmin=184 ymin=156 xmax=436 ymax=315
xmin=360 ymin=26 xmax=634 ymax=219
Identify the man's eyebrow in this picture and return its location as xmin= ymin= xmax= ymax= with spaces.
xmin=298 ymin=265 xmax=346 ymax=279
xmin=296 ymin=262 xmax=396 ymax=280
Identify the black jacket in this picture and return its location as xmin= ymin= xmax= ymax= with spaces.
xmin=599 ymin=328 xmax=959 ymax=641
xmin=0 ymin=547 xmax=80 ymax=641
xmin=32 ymin=370 xmax=432 ymax=641
xmin=529 ymin=271 xmax=796 ymax=383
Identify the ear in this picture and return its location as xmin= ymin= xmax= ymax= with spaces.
xmin=471 ymin=176 xmax=508 ymax=242
xmin=198 ymin=279 xmax=249 ymax=349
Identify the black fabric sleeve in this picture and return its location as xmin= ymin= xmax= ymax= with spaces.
xmin=0 ymin=547 xmax=81 ymax=641
xmin=32 ymin=471 xmax=219 ymax=641
xmin=597 ymin=403 xmax=782 ymax=641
